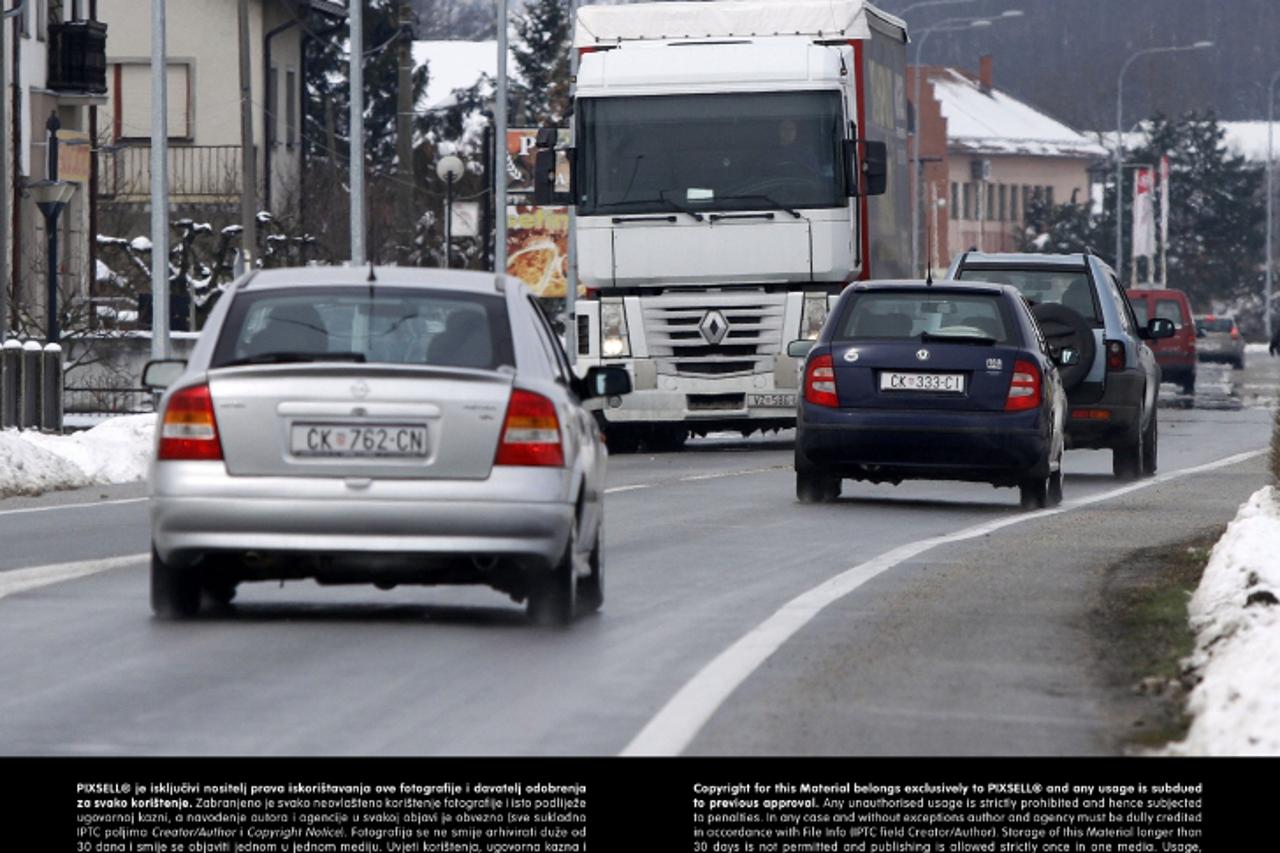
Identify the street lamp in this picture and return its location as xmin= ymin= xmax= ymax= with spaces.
xmin=909 ymin=10 xmax=1023 ymax=276
xmin=437 ymin=154 xmax=466 ymax=268
xmin=28 ymin=180 xmax=76 ymax=344
xmin=1266 ymin=67 xmax=1280 ymax=340
xmin=1114 ymin=41 xmax=1214 ymax=286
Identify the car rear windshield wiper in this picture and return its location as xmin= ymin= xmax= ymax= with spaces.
xmin=218 ymin=351 xmax=368 ymax=368
xmin=716 ymin=194 xmax=804 ymax=219
xmin=919 ymin=331 xmax=997 ymax=346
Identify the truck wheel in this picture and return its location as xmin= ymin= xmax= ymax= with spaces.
xmin=645 ymin=426 xmax=687 ymax=453
xmin=151 ymin=547 xmax=201 ymax=619
xmin=604 ymin=426 xmax=641 ymax=455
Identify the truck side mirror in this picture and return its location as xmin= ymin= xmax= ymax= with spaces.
xmin=861 ymin=140 xmax=888 ymax=197
xmin=532 ymin=147 xmax=576 ymax=207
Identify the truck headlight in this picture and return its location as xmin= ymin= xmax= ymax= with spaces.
xmin=601 ymin=299 xmax=631 ymax=358
xmin=801 ymin=293 xmax=830 ymax=340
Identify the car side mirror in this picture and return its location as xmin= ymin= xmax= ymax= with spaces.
xmin=141 ymin=359 xmax=187 ymax=390
xmin=1052 ymin=346 xmax=1080 ymax=367
xmin=1142 ymin=317 xmax=1176 ymax=340
xmin=787 ymin=340 xmax=816 ymax=358
xmin=580 ymin=365 xmax=631 ymax=399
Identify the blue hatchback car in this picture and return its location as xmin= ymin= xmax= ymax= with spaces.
xmin=790 ymin=281 xmax=1070 ymax=509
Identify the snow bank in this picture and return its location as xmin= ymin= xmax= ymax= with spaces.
xmin=1166 ymin=487 xmax=1280 ymax=755
xmin=0 ymin=414 xmax=155 ymax=498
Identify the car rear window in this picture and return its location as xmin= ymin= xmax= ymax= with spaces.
xmin=211 ymin=287 xmax=516 ymax=370
xmin=1197 ymin=316 xmax=1233 ymax=333
xmin=1153 ymin=298 xmax=1187 ymax=326
xmin=956 ymin=267 xmax=1101 ymax=324
xmin=836 ymin=291 xmax=1013 ymax=343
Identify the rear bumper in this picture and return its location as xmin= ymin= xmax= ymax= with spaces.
xmin=1064 ymin=370 xmax=1145 ymax=449
xmin=796 ymin=405 xmax=1050 ymax=484
xmin=150 ymin=462 xmax=574 ymax=572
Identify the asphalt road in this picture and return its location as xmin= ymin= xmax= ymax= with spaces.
xmin=0 ymin=354 xmax=1274 ymax=755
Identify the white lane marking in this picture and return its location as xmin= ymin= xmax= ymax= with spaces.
xmin=607 ymin=465 xmax=785 ymax=494
xmin=620 ymin=448 xmax=1267 ymax=756
xmin=0 ymin=553 xmax=148 ymax=601
xmin=0 ymin=496 xmax=147 ymax=517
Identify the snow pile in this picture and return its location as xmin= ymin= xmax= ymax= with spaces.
xmin=1167 ymin=487 xmax=1280 ymax=755
xmin=0 ymin=415 xmax=155 ymax=498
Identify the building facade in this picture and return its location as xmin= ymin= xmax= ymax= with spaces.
xmin=909 ymin=57 xmax=1107 ymax=274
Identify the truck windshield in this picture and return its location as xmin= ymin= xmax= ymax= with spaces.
xmin=577 ymin=91 xmax=846 ymax=217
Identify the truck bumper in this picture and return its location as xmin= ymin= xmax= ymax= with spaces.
xmin=598 ymin=365 xmax=801 ymax=427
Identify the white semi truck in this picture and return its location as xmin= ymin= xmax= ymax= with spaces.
xmin=534 ymin=0 xmax=910 ymax=451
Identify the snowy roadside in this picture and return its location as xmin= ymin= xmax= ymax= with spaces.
xmin=0 ymin=415 xmax=155 ymax=498
xmin=1164 ymin=486 xmax=1280 ymax=755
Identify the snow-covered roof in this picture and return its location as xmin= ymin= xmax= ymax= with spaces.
xmin=929 ymin=68 xmax=1107 ymax=160
xmin=575 ymin=0 xmax=905 ymax=48
xmin=1096 ymin=122 xmax=1275 ymax=164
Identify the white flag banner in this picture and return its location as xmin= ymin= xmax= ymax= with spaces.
xmin=1132 ymin=166 xmax=1156 ymax=264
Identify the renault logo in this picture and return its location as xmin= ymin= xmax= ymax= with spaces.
xmin=916 ymin=349 xmax=931 ymax=362
xmin=699 ymin=310 xmax=730 ymax=345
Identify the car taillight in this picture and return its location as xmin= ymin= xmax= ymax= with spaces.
xmin=1230 ymin=326 xmax=1240 ymax=340
xmin=158 ymin=383 xmax=223 ymax=461
xmin=1005 ymin=359 xmax=1041 ymax=412
xmin=804 ymin=354 xmax=838 ymax=408
xmin=495 ymin=388 xmax=565 ymax=467
xmin=1106 ymin=340 xmax=1125 ymax=371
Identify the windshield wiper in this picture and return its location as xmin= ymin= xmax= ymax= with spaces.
xmin=219 ymin=351 xmax=368 ymax=368
xmin=919 ymin=331 xmax=997 ymax=346
xmin=657 ymin=190 xmax=706 ymax=221
xmin=717 ymin=194 xmax=803 ymax=219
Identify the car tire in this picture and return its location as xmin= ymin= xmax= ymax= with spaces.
xmin=1047 ymin=469 xmax=1064 ymax=507
xmin=1019 ymin=473 xmax=1050 ymax=510
xmin=527 ymin=533 xmax=577 ymax=627
xmin=1141 ymin=408 xmax=1158 ymax=476
xmin=795 ymin=444 xmax=841 ymax=503
xmin=1112 ymin=421 xmax=1145 ymax=480
xmin=1234 ymin=356 xmax=1245 ymax=370
xmin=1181 ymin=375 xmax=1195 ymax=396
xmin=577 ymin=525 xmax=604 ymax=614
xmin=151 ymin=547 xmax=201 ymax=619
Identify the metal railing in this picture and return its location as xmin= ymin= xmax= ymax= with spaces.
xmin=63 ymin=386 xmax=155 ymax=416
xmin=98 ymin=144 xmax=243 ymax=203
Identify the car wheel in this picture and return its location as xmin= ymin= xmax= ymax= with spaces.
xmin=577 ymin=524 xmax=604 ymax=614
xmin=1234 ymin=356 xmax=1245 ymax=370
xmin=1181 ymin=376 xmax=1195 ymax=396
xmin=796 ymin=469 xmax=841 ymax=503
xmin=1044 ymin=466 xmax=1064 ymax=504
xmin=1112 ymin=421 xmax=1145 ymax=480
xmin=151 ymin=547 xmax=201 ymax=619
xmin=1141 ymin=408 xmax=1158 ymax=476
xmin=527 ymin=533 xmax=577 ymax=627
xmin=1019 ymin=474 xmax=1050 ymax=510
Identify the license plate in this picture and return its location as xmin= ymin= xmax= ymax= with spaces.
xmin=747 ymin=393 xmax=798 ymax=409
xmin=879 ymin=372 xmax=966 ymax=393
xmin=291 ymin=423 xmax=428 ymax=458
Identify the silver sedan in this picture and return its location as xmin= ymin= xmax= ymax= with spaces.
xmin=142 ymin=267 xmax=630 ymax=626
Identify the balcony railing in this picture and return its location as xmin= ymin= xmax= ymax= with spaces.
xmin=47 ymin=20 xmax=108 ymax=95
xmin=98 ymin=145 xmax=244 ymax=204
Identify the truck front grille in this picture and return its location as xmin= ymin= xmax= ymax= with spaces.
xmin=641 ymin=293 xmax=786 ymax=378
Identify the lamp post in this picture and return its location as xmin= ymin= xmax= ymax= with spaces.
xmin=1267 ymin=68 xmax=1280 ymax=340
xmin=1114 ymin=41 xmax=1213 ymax=285
xmin=909 ymin=10 xmax=1022 ymax=276
xmin=437 ymin=154 xmax=465 ymax=268
xmin=29 ymin=180 xmax=76 ymax=344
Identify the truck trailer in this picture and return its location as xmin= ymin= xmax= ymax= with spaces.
xmin=534 ymin=0 xmax=910 ymax=450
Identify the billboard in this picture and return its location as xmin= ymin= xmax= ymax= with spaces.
xmin=506 ymin=205 xmax=570 ymax=297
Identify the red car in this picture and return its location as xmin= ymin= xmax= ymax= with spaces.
xmin=1127 ymin=288 xmax=1197 ymax=394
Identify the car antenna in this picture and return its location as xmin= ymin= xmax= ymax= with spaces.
xmin=925 ymin=224 xmax=934 ymax=285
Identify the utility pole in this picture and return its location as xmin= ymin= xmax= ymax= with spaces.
xmin=396 ymin=0 xmax=415 ymax=257
xmin=151 ymin=0 xmax=170 ymax=359
xmin=238 ymin=0 xmax=258 ymax=269
xmin=494 ymin=0 xmax=508 ymax=274
xmin=565 ymin=0 xmax=578 ymax=365
xmin=350 ymin=0 xmax=366 ymax=265
xmin=0 ymin=1 xmax=27 ymax=341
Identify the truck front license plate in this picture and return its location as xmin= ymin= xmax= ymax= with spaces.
xmin=747 ymin=393 xmax=798 ymax=409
